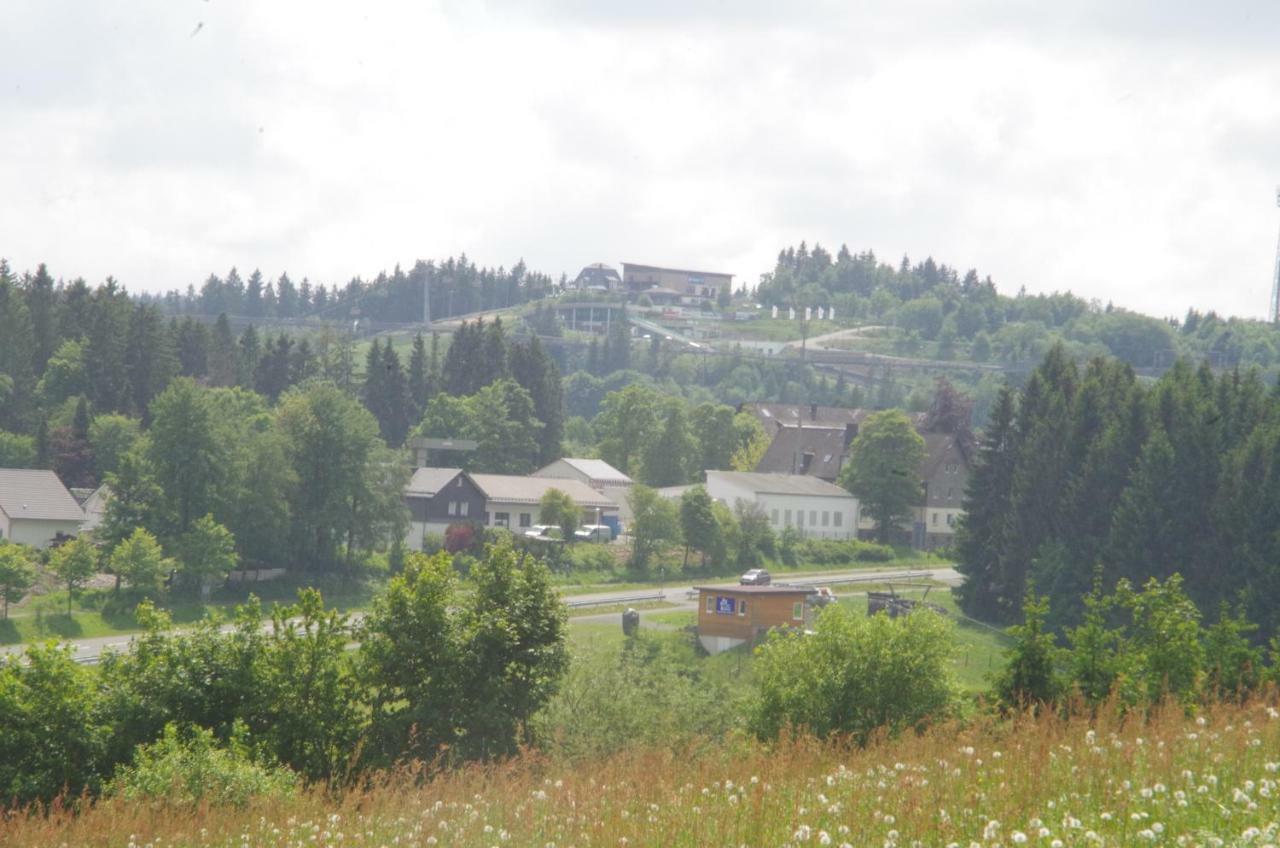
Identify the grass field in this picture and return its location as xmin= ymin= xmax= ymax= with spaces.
xmin=0 ymin=577 xmax=383 ymax=645
xmin=6 ymin=698 xmax=1277 ymax=846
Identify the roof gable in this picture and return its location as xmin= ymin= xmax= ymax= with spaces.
xmin=406 ymin=467 xmax=464 ymax=497
xmin=706 ymin=470 xmax=855 ymax=498
xmin=539 ymin=457 xmax=632 ymax=485
xmin=0 ymin=468 xmax=86 ymax=523
xmin=467 ymin=474 xmax=619 ymax=508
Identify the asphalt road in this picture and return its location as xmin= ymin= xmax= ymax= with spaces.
xmin=1 ymin=565 xmax=961 ymax=664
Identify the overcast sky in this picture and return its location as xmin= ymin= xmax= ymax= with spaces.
xmin=4 ymin=1 xmax=1280 ymax=319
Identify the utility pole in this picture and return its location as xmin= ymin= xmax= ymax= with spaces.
xmin=423 ymin=272 xmax=432 ymax=326
xmin=1271 ymin=186 xmax=1280 ymax=323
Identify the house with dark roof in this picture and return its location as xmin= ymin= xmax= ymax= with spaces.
xmin=704 ymin=471 xmax=860 ymax=540
xmin=740 ymin=401 xmax=972 ymax=549
xmin=533 ymin=457 xmax=634 ymax=524
xmin=571 ymin=263 xmax=623 ymax=291
xmin=403 ymin=467 xmax=479 ymax=549
xmin=0 ymin=468 xmax=85 ymax=549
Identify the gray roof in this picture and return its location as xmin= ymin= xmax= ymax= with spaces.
xmin=707 ymin=470 xmax=855 ymax=499
xmin=405 ymin=467 xmax=464 ymax=497
xmin=755 ymin=425 xmax=850 ymax=481
xmin=540 ymin=457 xmax=632 ymax=485
xmin=468 ymin=474 xmax=619 ymax=508
xmin=0 ymin=469 xmax=86 ymax=522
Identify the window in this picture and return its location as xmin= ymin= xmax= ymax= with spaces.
xmin=821 ymin=511 xmax=829 ymax=527
xmin=792 ymin=602 xmax=803 ymax=620
xmin=809 ymin=510 xmax=817 ymax=526
xmin=833 ymin=511 xmax=843 ymax=527
xmin=932 ymin=513 xmax=938 ymax=526
xmin=784 ymin=509 xmax=792 ymax=526
xmin=738 ymin=600 xmax=747 ymax=617
xmin=797 ymin=510 xmax=804 ymax=526
xmin=947 ymin=513 xmax=956 ymax=527
xmin=495 ymin=512 xmax=510 ymax=527
xmin=519 ymin=513 xmax=532 ymax=527
xmin=447 ymin=501 xmax=457 ymax=516
xmin=705 ymin=595 xmax=714 ymax=613
xmin=460 ymin=501 xmax=469 ymax=517
xmin=946 ymin=487 xmax=954 ymax=499
xmin=771 ymin=509 xmax=779 ymax=525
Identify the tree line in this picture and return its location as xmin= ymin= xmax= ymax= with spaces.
xmin=138 ymin=255 xmax=557 ymax=324
xmin=956 ymin=345 xmax=1280 ymax=643
xmin=757 ymin=241 xmax=1280 ymax=373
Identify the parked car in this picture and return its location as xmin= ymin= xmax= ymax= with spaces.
xmin=574 ymin=524 xmax=613 ymax=543
xmin=524 ymin=525 xmax=564 ymax=541
xmin=740 ymin=568 xmax=771 ymax=585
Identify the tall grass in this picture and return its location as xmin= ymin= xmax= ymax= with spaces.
xmin=4 ymin=699 xmax=1278 ymax=847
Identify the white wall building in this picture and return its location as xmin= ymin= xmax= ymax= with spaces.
xmin=704 ymin=471 xmax=859 ymax=540
xmin=0 ymin=468 xmax=86 ymax=549
xmin=468 ymin=474 xmax=620 ymax=530
xmin=533 ymin=457 xmax=634 ymax=524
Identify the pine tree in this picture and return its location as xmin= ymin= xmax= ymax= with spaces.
xmin=237 ymin=325 xmax=261 ymax=389
xmin=408 ymin=332 xmax=429 ymax=421
xmin=954 ymin=385 xmax=1018 ymax=620
xmin=25 ymin=263 xmax=58 ymax=377
xmin=209 ymin=313 xmax=238 ymax=387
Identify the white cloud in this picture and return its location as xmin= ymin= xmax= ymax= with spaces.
xmin=2 ymin=1 xmax=1279 ymax=318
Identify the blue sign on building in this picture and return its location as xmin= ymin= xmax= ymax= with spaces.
xmin=715 ymin=596 xmax=736 ymax=615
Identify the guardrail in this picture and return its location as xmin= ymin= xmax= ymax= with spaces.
xmin=564 ymin=592 xmax=666 ymax=609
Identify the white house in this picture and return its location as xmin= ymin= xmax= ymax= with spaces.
xmin=0 ymin=468 xmax=86 ymax=549
xmin=704 ymin=471 xmax=859 ymax=540
xmin=532 ymin=457 xmax=634 ymax=524
xmin=468 ymin=474 xmax=620 ymax=530
xmin=78 ymin=484 xmax=111 ymax=534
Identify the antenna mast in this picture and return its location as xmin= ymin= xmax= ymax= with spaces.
xmin=1271 ymin=187 xmax=1280 ymax=323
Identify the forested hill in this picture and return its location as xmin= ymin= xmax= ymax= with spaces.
xmin=134 ymin=255 xmax=557 ymax=324
xmin=757 ymin=242 xmax=1280 ymax=374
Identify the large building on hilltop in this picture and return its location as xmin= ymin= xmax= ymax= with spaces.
xmin=621 ymin=263 xmax=733 ymax=303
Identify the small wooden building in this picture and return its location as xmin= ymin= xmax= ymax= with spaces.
xmin=694 ymin=584 xmax=814 ymax=655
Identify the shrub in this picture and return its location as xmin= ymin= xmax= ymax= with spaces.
xmin=565 ymin=544 xmax=616 ymax=574
xmin=533 ymin=635 xmax=735 ymax=760
xmin=108 ymin=722 xmax=297 ymax=808
xmin=749 ymin=604 xmax=955 ymax=743
xmin=444 ymin=523 xmax=478 ymax=553
xmin=796 ymin=538 xmax=895 ymax=565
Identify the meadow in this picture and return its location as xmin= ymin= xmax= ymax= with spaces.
xmin=3 ymin=699 xmax=1276 ymax=847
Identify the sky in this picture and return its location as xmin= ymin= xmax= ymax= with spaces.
xmin=4 ymin=1 xmax=1280 ymax=319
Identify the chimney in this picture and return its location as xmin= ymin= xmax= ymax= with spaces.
xmin=844 ymin=422 xmax=858 ymax=449
xmin=809 ymin=402 xmax=819 ymax=420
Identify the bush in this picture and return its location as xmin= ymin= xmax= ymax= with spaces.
xmin=533 ymin=635 xmax=735 ymax=760
xmin=108 ymin=722 xmax=297 ymax=808
xmin=749 ymin=604 xmax=955 ymax=743
xmin=795 ymin=539 xmax=895 ymax=565
xmin=565 ymin=544 xmax=616 ymax=574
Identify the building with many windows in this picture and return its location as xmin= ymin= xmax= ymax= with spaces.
xmin=621 ymin=263 xmax=733 ymax=303
xmin=703 ymin=470 xmax=859 ymax=540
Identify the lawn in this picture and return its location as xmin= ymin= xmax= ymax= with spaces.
xmin=1 ymin=576 xmax=383 ymax=646
xmin=718 ymin=317 xmax=841 ymax=341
